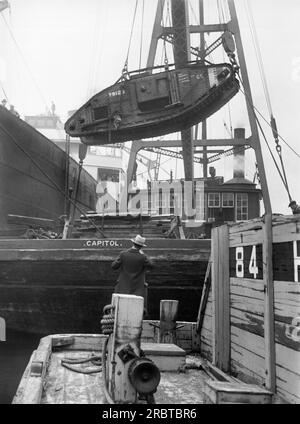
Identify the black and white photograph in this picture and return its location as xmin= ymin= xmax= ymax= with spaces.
xmin=0 ymin=0 xmax=299 ymax=411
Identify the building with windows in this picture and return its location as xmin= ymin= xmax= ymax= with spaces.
xmin=133 ymin=174 xmax=261 ymax=222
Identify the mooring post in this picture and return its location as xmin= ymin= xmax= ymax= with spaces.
xmin=107 ymin=294 xmax=144 ymax=403
xmin=159 ymin=300 xmax=179 ymax=344
xmin=263 ymin=214 xmax=276 ymax=392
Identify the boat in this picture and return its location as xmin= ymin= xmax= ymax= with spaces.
xmin=12 ymin=294 xmax=274 ymax=405
xmin=0 ymin=106 xmax=97 ymax=238
xmin=7 ymin=0 xmax=300 ymax=405
xmin=65 ymin=61 xmax=239 ymax=145
xmin=0 ymin=0 xmax=261 ymax=337
xmin=0 ymin=237 xmax=210 ymax=334
xmin=12 ymin=215 xmax=300 ymax=405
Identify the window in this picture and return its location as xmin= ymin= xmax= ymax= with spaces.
xmin=97 ymin=168 xmax=120 ymax=182
xmin=236 ymin=193 xmax=248 ymax=221
xmin=93 ymin=106 xmax=108 ymax=120
xmin=222 ymin=193 xmax=234 ymax=208
xmin=208 ymin=193 xmax=220 ymax=208
xmin=90 ymin=146 xmax=106 ymax=156
xmin=90 ymin=146 xmax=121 ymax=157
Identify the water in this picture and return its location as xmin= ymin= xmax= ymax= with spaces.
xmin=0 ymin=329 xmax=42 ymax=404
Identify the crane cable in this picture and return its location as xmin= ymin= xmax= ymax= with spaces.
xmin=0 ymin=80 xmax=9 ymax=101
xmin=86 ymin=1 xmax=104 ymax=98
xmin=1 ymin=12 xmax=49 ymax=113
xmin=238 ymin=77 xmax=293 ymax=202
xmin=245 ymin=0 xmax=273 ymax=116
xmin=217 ymin=0 xmax=233 ymax=138
xmin=160 ymin=0 xmax=170 ymax=66
xmin=139 ymin=0 xmax=145 ymax=69
xmin=123 ymin=0 xmax=139 ymax=74
xmin=245 ymin=0 xmax=294 ymax=202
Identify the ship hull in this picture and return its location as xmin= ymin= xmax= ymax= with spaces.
xmin=0 ymin=107 xmax=97 ymax=237
xmin=0 ymin=238 xmax=210 ymax=334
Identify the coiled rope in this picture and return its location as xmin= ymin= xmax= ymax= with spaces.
xmin=100 ymin=304 xmax=115 ymax=335
xmin=61 ymin=354 xmax=102 ymax=374
xmin=61 ymin=305 xmax=115 ymax=375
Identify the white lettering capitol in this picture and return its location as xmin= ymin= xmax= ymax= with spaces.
xmin=85 ymin=240 xmax=121 ymax=248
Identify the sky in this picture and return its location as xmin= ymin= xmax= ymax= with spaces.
xmin=0 ymin=0 xmax=299 ymax=214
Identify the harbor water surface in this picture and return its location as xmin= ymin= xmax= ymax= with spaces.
xmin=0 ymin=329 xmax=42 ymax=404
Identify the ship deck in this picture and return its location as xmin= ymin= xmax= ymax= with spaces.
xmin=13 ymin=334 xmax=209 ymax=404
xmin=40 ymin=351 xmax=208 ymax=405
xmin=13 ymin=333 xmax=274 ymax=405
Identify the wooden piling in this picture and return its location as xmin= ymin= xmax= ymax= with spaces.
xmin=107 ymin=294 xmax=144 ymax=403
xmin=211 ymin=225 xmax=230 ymax=372
xmin=159 ymin=300 xmax=179 ymax=344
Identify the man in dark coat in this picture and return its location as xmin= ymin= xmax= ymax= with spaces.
xmin=289 ymin=200 xmax=300 ymax=215
xmin=111 ymin=235 xmax=153 ymax=311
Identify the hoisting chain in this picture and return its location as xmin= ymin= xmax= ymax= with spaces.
xmin=101 ymin=304 xmax=115 ymax=335
xmin=270 ymin=116 xmax=292 ymax=202
xmin=227 ymin=51 xmax=239 ymax=73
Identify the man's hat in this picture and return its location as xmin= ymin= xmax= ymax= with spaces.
xmin=289 ymin=200 xmax=297 ymax=207
xmin=131 ymin=235 xmax=147 ymax=247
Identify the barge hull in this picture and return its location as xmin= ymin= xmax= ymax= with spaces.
xmin=0 ymin=238 xmax=210 ymax=334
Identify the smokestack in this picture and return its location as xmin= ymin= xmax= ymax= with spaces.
xmin=233 ymin=128 xmax=245 ymax=179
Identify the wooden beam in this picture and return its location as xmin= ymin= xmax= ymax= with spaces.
xmin=7 ymin=214 xmax=56 ymax=228
xmin=211 ymin=225 xmax=230 ymax=372
xmin=159 ymin=300 xmax=179 ymax=343
xmin=107 ymin=294 xmax=144 ymax=403
xmin=263 ymin=214 xmax=276 ymax=392
xmin=196 ymin=255 xmax=211 ymax=334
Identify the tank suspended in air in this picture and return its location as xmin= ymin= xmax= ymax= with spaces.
xmin=65 ymin=61 xmax=239 ymax=145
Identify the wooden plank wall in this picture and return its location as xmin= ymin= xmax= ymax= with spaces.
xmin=199 ymin=290 xmax=213 ymax=362
xmin=204 ymin=216 xmax=300 ymax=404
xmin=211 ymin=225 xmax=230 ymax=371
xmin=229 ymin=217 xmax=300 ymax=403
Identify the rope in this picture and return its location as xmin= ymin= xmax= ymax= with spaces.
xmin=217 ymin=0 xmax=226 ymax=24
xmin=139 ymin=0 xmax=145 ymax=69
xmin=68 ymin=160 xmax=84 ymax=234
xmin=1 ymin=13 xmax=49 ymax=113
xmin=102 ymin=336 xmax=115 ymax=404
xmin=0 ymin=121 xmax=106 ymax=237
xmin=243 ymin=0 xmax=299 ymax=202
xmin=0 ymin=81 xmax=9 ymax=101
xmin=61 ymin=355 xmax=102 ymax=374
xmin=248 ymin=105 xmax=300 ymax=160
xmin=123 ymin=0 xmax=139 ymax=73
xmin=101 ymin=304 xmax=115 ymax=335
xmin=238 ymin=79 xmax=293 ymax=201
xmin=60 ymin=304 xmax=115 ymax=376
xmin=245 ymin=0 xmax=273 ymax=117
xmin=161 ymin=0 xmax=170 ymax=66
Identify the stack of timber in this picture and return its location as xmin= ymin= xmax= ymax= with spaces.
xmin=0 ymin=238 xmax=210 ymax=335
xmin=198 ymin=215 xmax=300 ymax=404
xmin=73 ymin=214 xmax=177 ymax=239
